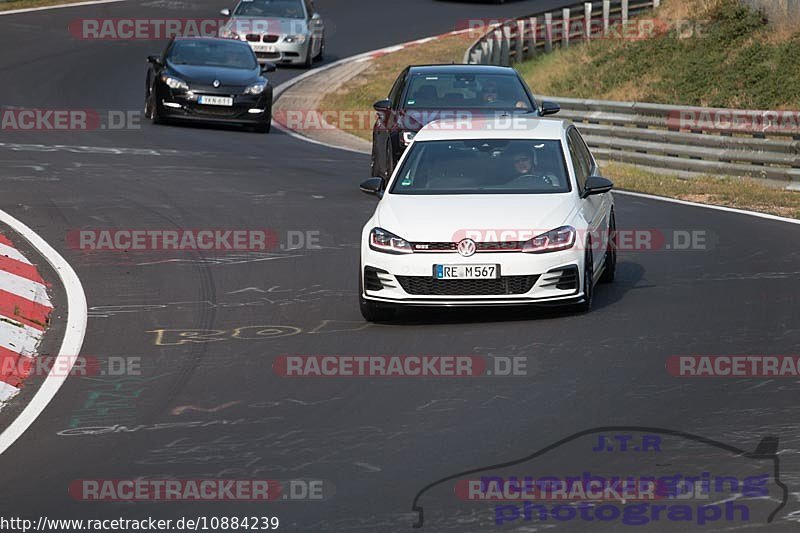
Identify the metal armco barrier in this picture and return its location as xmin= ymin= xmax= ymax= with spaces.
xmin=465 ymin=0 xmax=800 ymax=182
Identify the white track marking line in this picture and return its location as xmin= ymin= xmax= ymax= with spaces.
xmin=0 ymin=243 xmax=32 ymax=265
xmin=0 ymin=320 xmax=43 ymax=357
xmin=0 ymin=269 xmax=51 ymax=306
xmin=0 ymin=0 xmax=126 ymax=16
xmin=615 ymin=191 xmax=800 ymax=226
xmin=0 ymin=210 xmax=87 ymax=456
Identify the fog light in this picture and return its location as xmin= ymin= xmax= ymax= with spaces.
xmin=248 ymin=108 xmax=264 ymax=114
xmin=163 ymin=102 xmax=181 ymax=108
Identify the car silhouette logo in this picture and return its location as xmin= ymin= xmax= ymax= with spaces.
xmin=213 ymin=80 xmax=221 ymax=88
xmin=457 ymin=239 xmax=476 ymax=257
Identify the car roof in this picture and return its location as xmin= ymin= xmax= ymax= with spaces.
xmin=407 ymin=64 xmax=519 ymax=76
xmin=172 ymin=37 xmax=249 ymax=45
xmin=414 ymin=117 xmax=572 ymax=142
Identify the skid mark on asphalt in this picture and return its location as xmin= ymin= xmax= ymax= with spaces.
xmin=147 ymin=320 xmax=375 ymax=345
xmin=171 ymin=401 xmax=240 ymax=416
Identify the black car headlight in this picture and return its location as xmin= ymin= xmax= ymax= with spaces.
xmin=244 ymin=82 xmax=267 ymax=95
xmin=369 ymin=228 xmax=413 ymax=254
xmin=161 ymin=74 xmax=188 ymax=91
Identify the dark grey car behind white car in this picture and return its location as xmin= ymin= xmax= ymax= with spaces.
xmin=220 ymin=0 xmax=324 ymax=67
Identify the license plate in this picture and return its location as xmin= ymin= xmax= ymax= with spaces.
xmin=198 ymin=96 xmax=233 ymax=106
xmin=252 ymin=44 xmax=277 ymax=53
xmin=434 ymin=264 xmax=499 ymax=280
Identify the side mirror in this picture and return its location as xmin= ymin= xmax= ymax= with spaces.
xmin=261 ymin=62 xmax=277 ymax=73
xmin=311 ymin=12 xmax=322 ymax=22
xmin=220 ymin=8 xmax=231 ymax=16
xmin=360 ymin=177 xmax=385 ymax=197
xmin=581 ymin=176 xmax=614 ymax=198
xmin=540 ymin=100 xmax=560 ymax=116
xmin=373 ymin=99 xmax=392 ymax=112
xmin=147 ymin=55 xmax=163 ymax=66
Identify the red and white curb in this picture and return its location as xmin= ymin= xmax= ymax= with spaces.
xmin=0 ymin=233 xmax=53 ymax=406
xmin=0 ymin=210 xmax=86 ymax=457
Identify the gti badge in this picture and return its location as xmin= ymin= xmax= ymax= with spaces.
xmin=457 ymin=238 xmax=476 ymax=257
xmin=212 ymin=80 xmax=221 ymax=88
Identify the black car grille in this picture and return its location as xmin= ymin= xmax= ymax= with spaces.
xmin=256 ymin=52 xmax=281 ymax=60
xmin=187 ymin=105 xmax=240 ymax=117
xmin=412 ymin=241 xmax=525 ymax=253
xmin=396 ymin=275 xmax=539 ymax=296
xmin=539 ymin=266 xmax=579 ymax=291
xmin=363 ymin=266 xmax=386 ymax=292
xmin=246 ymin=34 xmax=280 ymax=43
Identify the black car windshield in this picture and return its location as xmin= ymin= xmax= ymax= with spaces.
xmin=169 ymin=40 xmax=257 ymax=69
xmin=390 ymin=139 xmax=570 ymax=195
xmin=404 ymin=73 xmax=533 ymax=111
xmin=234 ymin=0 xmax=305 ymax=18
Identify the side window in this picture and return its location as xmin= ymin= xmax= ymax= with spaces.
xmin=567 ymin=129 xmax=591 ymax=192
xmin=304 ymin=0 xmax=314 ymax=17
xmin=388 ymin=71 xmax=407 ymax=109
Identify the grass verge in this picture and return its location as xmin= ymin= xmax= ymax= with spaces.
xmin=0 ymin=0 xmax=108 ymax=11
xmin=515 ymin=0 xmax=800 ymax=109
xmin=608 ymin=163 xmax=800 ymax=219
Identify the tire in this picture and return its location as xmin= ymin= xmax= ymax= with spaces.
xmin=359 ymin=269 xmax=396 ymax=322
xmin=145 ymin=85 xmax=164 ymax=125
xmin=575 ymin=245 xmax=594 ymax=313
xmin=315 ymin=35 xmax=325 ymax=61
xmin=600 ymin=212 xmax=617 ymax=283
xmin=303 ymin=41 xmax=314 ymax=68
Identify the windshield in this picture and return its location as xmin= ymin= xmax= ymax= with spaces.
xmin=168 ymin=40 xmax=257 ymax=70
xmin=404 ymin=73 xmax=533 ymax=111
xmin=233 ymin=0 xmax=305 ymax=18
xmin=390 ymin=139 xmax=570 ymax=195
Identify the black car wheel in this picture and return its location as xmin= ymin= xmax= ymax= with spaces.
xmin=315 ymin=35 xmax=325 ymax=61
xmin=600 ymin=212 xmax=617 ymax=283
xmin=145 ymin=85 xmax=164 ymax=125
xmin=575 ymin=244 xmax=594 ymax=313
xmin=303 ymin=41 xmax=314 ymax=68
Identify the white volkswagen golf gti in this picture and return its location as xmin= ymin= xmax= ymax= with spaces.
xmin=358 ymin=117 xmax=616 ymax=321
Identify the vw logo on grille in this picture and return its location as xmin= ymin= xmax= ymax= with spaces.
xmin=212 ymin=80 xmax=221 ymax=88
xmin=457 ymin=238 xmax=477 ymax=257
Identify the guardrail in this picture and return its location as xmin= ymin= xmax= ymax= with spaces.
xmin=464 ymin=0 xmax=800 ymax=183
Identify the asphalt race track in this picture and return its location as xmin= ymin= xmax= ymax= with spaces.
xmin=0 ymin=0 xmax=799 ymax=531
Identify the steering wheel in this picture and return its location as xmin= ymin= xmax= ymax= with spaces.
xmin=509 ymin=173 xmax=557 ymax=187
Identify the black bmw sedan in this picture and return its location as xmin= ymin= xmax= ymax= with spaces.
xmin=145 ymin=37 xmax=275 ymax=133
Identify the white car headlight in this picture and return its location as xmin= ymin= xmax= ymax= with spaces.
xmin=244 ymin=82 xmax=267 ymax=95
xmin=522 ymin=226 xmax=576 ymax=253
xmin=283 ymin=34 xmax=307 ymax=43
xmin=369 ymin=228 xmax=413 ymax=254
xmin=161 ymin=74 xmax=188 ymax=91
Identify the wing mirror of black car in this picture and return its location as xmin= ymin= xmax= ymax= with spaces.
xmin=220 ymin=8 xmax=231 ymax=16
xmin=373 ymin=99 xmax=392 ymax=112
xmin=147 ymin=55 xmax=163 ymax=67
xmin=360 ymin=177 xmax=385 ymax=197
xmin=581 ymin=176 xmax=614 ymax=198
xmin=261 ymin=62 xmax=277 ymax=73
xmin=540 ymin=100 xmax=561 ymax=116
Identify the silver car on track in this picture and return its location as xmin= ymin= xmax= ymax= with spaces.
xmin=220 ymin=0 xmax=324 ymax=67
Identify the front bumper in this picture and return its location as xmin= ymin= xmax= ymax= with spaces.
xmin=159 ymin=87 xmax=272 ymax=125
xmin=361 ymin=247 xmax=585 ymax=307
xmin=245 ymin=40 xmax=310 ymax=64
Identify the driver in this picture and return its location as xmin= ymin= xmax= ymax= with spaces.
xmin=512 ymin=150 xmax=534 ymax=177
xmin=479 ymin=82 xmax=499 ymax=104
